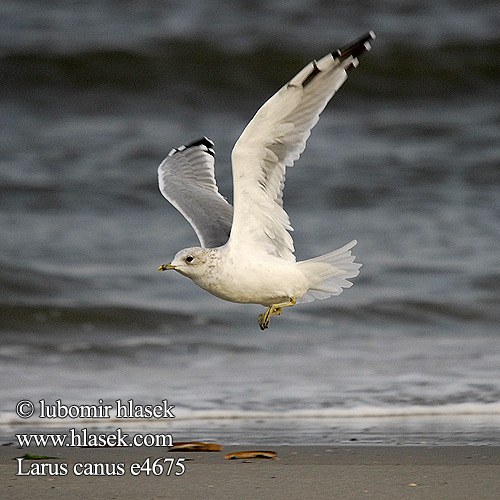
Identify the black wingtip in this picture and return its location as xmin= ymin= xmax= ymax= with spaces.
xmin=302 ymin=60 xmax=321 ymax=88
xmin=336 ymin=31 xmax=376 ymax=63
xmin=168 ymin=137 xmax=215 ymax=157
xmin=185 ymin=137 xmax=215 ymax=150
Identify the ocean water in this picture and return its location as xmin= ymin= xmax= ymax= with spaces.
xmin=1 ymin=0 xmax=499 ymax=445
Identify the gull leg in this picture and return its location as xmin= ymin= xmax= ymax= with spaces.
xmin=258 ymin=297 xmax=296 ymax=330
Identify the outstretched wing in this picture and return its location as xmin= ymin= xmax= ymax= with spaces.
xmin=228 ymin=32 xmax=375 ymax=261
xmin=158 ymin=137 xmax=233 ymax=248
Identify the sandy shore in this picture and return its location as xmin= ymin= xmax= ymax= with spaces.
xmin=2 ymin=444 xmax=500 ymax=499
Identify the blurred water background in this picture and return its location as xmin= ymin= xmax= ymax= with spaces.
xmin=1 ymin=0 xmax=499 ymax=444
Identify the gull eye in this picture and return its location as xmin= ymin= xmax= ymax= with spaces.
xmin=185 ymin=256 xmax=194 ymax=263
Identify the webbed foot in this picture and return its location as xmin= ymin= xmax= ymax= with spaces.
xmin=258 ymin=310 xmax=271 ymax=330
xmin=258 ymin=298 xmax=296 ymax=330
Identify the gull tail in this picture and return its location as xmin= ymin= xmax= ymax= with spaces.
xmin=297 ymin=240 xmax=361 ymax=303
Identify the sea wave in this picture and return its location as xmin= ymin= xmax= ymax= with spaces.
xmin=1 ymin=38 xmax=498 ymax=99
xmin=1 ymin=295 xmax=497 ymax=339
xmin=2 ymin=402 xmax=499 ymax=428
xmin=152 ymin=403 xmax=500 ymax=421
xmin=316 ymin=298 xmax=500 ymax=326
xmin=0 ymin=302 xmax=221 ymax=334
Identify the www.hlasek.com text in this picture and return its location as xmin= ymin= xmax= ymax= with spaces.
xmin=16 ymin=428 xmax=174 ymax=448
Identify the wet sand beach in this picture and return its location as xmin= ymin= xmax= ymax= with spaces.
xmin=2 ymin=444 xmax=500 ymax=500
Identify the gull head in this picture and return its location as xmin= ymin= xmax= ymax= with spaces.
xmin=158 ymin=247 xmax=212 ymax=279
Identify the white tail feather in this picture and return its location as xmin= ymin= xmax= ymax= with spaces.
xmin=297 ymin=240 xmax=361 ymax=303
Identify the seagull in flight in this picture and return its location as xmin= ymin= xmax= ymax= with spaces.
xmin=158 ymin=32 xmax=375 ymax=329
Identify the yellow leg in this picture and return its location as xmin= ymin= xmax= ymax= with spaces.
xmin=258 ymin=297 xmax=296 ymax=330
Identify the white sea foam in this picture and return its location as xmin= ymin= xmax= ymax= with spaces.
xmin=2 ymin=402 xmax=499 ymax=428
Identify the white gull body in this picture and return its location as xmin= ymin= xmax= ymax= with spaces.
xmin=158 ymin=32 xmax=375 ymax=329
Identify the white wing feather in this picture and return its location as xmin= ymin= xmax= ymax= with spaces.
xmin=228 ymin=33 xmax=374 ymax=261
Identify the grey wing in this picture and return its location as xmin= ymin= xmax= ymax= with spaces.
xmin=158 ymin=137 xmax=233 ymax=248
